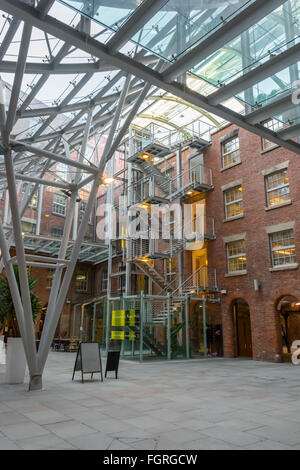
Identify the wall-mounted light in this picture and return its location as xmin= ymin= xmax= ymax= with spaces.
xmin=254 ymin=280 xmax=261 ymax=291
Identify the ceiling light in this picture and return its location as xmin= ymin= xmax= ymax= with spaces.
xmin=139 ymin=153 xmax=151 ymax=160
xmin=102 ymin=176 xmax=114 ymax=185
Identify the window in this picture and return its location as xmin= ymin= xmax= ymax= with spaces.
xmin=189 ymin=153 xmax=203 ymax=182
xmin=80 ymin=200 xmax=92 ymax=223
xmin=21 ymin=220 xmax=36 ymax=234
xmin=270 ymin=230 xmax=296 ymax=267
xmin=262 ymin=119 xmax=283 ymax=151
xmin=222 ymin=137 xmax=240 ymax=169
xmin=225 ymin=186 xmax=243 ymax=219
xmin=118 ymin=264 xmax=126 ymax=293
xmin=22 ymin=183 xmax=38 ymax=208
xmin=227 ymin=240 xmax=247 ymax=273
xmin=76 ymin=270 xmax=88 ymax=292
xmin=51 ymin=226 xmax=63 ymax=238
xmin=53 ymin=194 xmax=67 ymax=216
xmin=47 ymin=269 xmax=54 ymax=288
xmin=102 ymin=270 xmax=108 ymax=292
xmin=265 ymin=170 xmax=290 ymax=207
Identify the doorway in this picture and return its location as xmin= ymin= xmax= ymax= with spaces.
xmin=233 ymin=299 xmax=252 ymax=358
xmin=277 ymin=296 xmax=300 ymax=361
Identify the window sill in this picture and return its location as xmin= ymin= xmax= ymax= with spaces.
xmin=220 ymin=161 xmax=242 ymax=172
xmin=225 ymin=270 xmax=247 ymax=277
xmin=269 ymin=263 xmax=298 ymax=272
xmin=223 ymin=214 xmax=244 ymax=223
xmin=265 ymin=200 xmax=292 ymax=211
xmin=261 ymin=144 xmax=279 ymax=155
xmin=52 ymin=212 xmax=66 ymax=218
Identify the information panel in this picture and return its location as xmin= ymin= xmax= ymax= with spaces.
xmin=72 ymin=342 xmax=103 ymax=383
xmin=111 ymin=309 xmax=137 ymax=340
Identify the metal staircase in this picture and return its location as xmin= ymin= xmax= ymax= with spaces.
xmin=172 ymin=265 xmax=217 ymax=296
xmin=134 ymin=258 xmax=174 ymax=292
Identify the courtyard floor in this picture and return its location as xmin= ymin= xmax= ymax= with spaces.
xmin=0 ymin=351 xmax=300 ymax=450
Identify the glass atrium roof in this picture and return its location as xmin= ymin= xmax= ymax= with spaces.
xmin=0 ymin=0 xmax=299 ymax=261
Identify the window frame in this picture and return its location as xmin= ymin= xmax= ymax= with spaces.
xmin=226 ymin=239 xmax=247 ymax=274
xmin=75 ymin=270 xmax=88 ymax=293
xmin=269 ymin=229 xmax=296 ymax=268
xmin=221 ymin=136 xmax=240 ymax=169
xmin=261 ymin=119 xmax=283 ymax=151
xmin=101 ymin=270 xmax=108 ymax=292
xmin=224 ymin=185 xmax=244 ymax=220
xmin=52 ymin=193 xmax=67 ymax=216
xmin=265 ymin=169 xmax=290 ymax=208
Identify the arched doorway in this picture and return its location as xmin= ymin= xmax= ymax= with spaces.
xmin=233 ymin=299 xmax=252 ymax=358
xmin=277 ymin=296 xmax=300 ymax=361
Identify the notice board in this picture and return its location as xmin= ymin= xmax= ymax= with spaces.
xmin=72 ymin=342 xmax=103 ymax=383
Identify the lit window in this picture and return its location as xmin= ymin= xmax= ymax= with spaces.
xmin=227 ymin=240 xmax=246 ymax=273
xmin=265 ymin=170 xmax=290 ymax=207
xmin=262 ymin=119 xmax=283 ymax=150
xmin=270 ymin=230 xmax=296 ymax=267
xmin=21 ymin=220 xmax=36 ymax=234
xmin=22 ymin=182 xmax=38 ymax=208
xmin=222 ymin=137 xmax=240 ymax=169
xmin=225 ymin=186 xmax=243 ymax=219
xmin=76 ymin=271 xmax=88 ymax=292
xmin=53 ymin=193 xmax=67 ymax=216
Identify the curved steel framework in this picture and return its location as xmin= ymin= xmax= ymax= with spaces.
xmin=0 ymin=0 xmax=299 ymax=389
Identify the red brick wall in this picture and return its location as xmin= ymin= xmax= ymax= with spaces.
xmin=205 ymin=124 xmax=300 ymax=362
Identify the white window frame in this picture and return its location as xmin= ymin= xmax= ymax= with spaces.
xmin=262 ymin=119 xmax=283 ymax=151
xmin=227 ymin=240 xmax=247 ymax=273
xmin=265 ymin=169 xmax=290 ymax=208
xmin=222 ymin=136 xmax=240 ymax=169
xmin=270 ymin=229 xmax=296 ymax=267
xmin=224 ymin=186 xmax=243 ymax=219
xmin=53 ymin=193 xmax=67 ymax=216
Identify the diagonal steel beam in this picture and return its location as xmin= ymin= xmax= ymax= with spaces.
xmin=208 ymin=42 xmax=300 ymax=106
xmin=0 ymin=60 xmax=115 ymax=74
xmin=4 ymin=22 xmax=32 ymax=141
xmin=161 ymin=0 xmax=288 ymax=81
xmin=9 ymin=139 xmax=99 ymax=173
xmin=0 ymin=17 xmax=20 ymax=60
xmin=107 ymin=0 xmax=169 ymax=54
xmin=278 ymin=123 xmax=300 ymax=140
xmin=16 ymin=83 xmax=144 ymax=118
xmin=245 ymin=92 xmax=295 ymax=124
xmin=2 ymin=0 xmax=298 ymax=154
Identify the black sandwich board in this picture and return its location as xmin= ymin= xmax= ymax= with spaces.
xmin=105 ymin=350 xmax=120 ymax=379
xmin=72 ymin=342 xmax=103 ymax=383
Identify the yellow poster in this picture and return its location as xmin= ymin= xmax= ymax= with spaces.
xmin=111 ymin=330 xmax=125 ymax=340
xmin=112 ymin=310 xmax=125 ymax=327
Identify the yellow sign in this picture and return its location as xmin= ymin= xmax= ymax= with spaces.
xmin=112 ymin=310 xmax=125 ymax=327
xmin=111 ymin=330 xmax=125 ymax=340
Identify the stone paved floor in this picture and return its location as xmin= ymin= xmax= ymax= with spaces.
xmin=1 ymin=351 xmax=300 ymax=450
